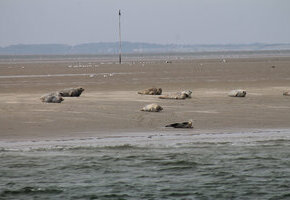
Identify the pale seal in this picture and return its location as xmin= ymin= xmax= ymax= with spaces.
xmin=228 ymin=89 xmax=246 ymax=97
xmin=141 ymin=103 xmax=163 ymax=112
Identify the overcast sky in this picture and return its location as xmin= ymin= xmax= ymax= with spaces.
xmin=0 ymin=0 xmax=290 ymax=46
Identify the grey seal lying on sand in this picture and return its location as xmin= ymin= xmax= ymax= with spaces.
xmin=40 ymin=92 xmax=64 ymax=103
xmin=165 ymin=121 xmax=193 ymax=128
xmin=138 ymin=87 xmax=162 ymax=95
xmin=59 ymin=87 xmax=84 ymax=97
xmin=228 ymin=89 xmax=246 ymax=97
xmin=283 ymin=91 xmax=290 ymax=96
xmin=141 ymin=103 xmax=163 ymax=112
xmin=159 ymin=90 xmax=192 ymax=100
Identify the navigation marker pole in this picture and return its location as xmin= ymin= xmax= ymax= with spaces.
xmin=118 ymin=9 xmax=122 ymax=64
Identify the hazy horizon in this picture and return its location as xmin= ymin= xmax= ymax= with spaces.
xmin=1 ymin=0 xmax=290 ymax=47
xmin=2 ymin=40 xmax=290 ymax=46
xmin=2 ymin=41 xmax=290 ymax=48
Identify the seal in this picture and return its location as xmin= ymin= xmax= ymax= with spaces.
xmin=228 ymin=89 xmax=246 ymax=97
xmin=141 ymin=103 xmax=163 ymax=112
xmin=159 ymin=90 xmax=192 ymax=100
xmin=58 ymin=87 xmax=85 ymax=97
xmin=40 ymin=92 xmax=64 ymax=103
xmin=137 ymin=87 xmax=162 ymax=95
xmin=165 ymin=121 xmax=193 ymax=128
xmin=283 ymin=91 xmax=290 ymax=96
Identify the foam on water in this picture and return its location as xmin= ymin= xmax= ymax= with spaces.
xmin=1 ymin=129 xmax=290 ymax=152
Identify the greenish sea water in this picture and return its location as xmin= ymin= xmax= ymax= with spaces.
xmin=1 ymin=130 xmax=290 ymax=200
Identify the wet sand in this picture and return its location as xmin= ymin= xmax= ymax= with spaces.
xmin=1 ymin=56 xmax=290 ymax=141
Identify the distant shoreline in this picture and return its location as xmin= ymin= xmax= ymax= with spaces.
xmin=1 ymin=49 xmax=290 ymax=63
xmin=1 ymin=42 xmax=290 ymax=55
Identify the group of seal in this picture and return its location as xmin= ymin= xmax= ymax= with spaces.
xmin=138 ymin=87 xmax=193 ymax=128
xmin=40 ymin=87 xmax=84 ymax=103
xmin=138 ymin=87 xmax=262 ymax=128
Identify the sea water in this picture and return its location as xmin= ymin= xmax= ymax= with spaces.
xmin=0 ymin=130 xmax=290 ymax=200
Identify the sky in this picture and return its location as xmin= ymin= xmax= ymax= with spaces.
xmin=0 ymin=0 xmax=290 ymax=47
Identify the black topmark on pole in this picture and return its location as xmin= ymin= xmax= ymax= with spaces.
xmin=118 ymin=9 xmax=122 ymax=64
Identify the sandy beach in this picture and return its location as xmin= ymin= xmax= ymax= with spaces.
xmin=1 ymin=55 xmax=290 ymax=141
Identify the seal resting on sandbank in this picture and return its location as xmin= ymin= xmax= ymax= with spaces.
xmin=228 ymin=89 xmax=246 ymax=97
xmin=159 ymin=90 xmax=192 ymax=100
xmin=137 ymin=87 xmax=162 ymax=95
xmin=141 ymin=103 xmax=163 ymax=112
xmin=283 ymin=91 xmax=290 ymax=96
xmin=165 ymin=121 xmax=193 ymax=128
xmin=40 ymin=92 xmax=64 ymax=103
xmin=58 ymin=87 xmax=84 ymax=97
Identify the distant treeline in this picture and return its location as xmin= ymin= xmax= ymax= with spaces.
xmin=1 ymin=42 xmax=290 ymax=55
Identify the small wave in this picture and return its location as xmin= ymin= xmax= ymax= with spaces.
xmin=160 ymin=160 xmax=199 ymax=167
xmin=254 ymin=139 xmax=290 ymax=144
xmin=158 ymin=165 xmax=196 ymax=171
xmin=1 ymin=186 xmax=63 ymax=196
xmin=271 ymin=193 xmax=290 ymax=199
xmin=74 ymin=193 xmax=130 ymax=199
xmin=102 ymin=144 xmax=140 ymax=150
xmin=1 ymin=129 xmax=290 ymax=152
xmin=6 ymin=163 xmax=45 ymax=168
xmin=39 ymin=144 xmax=144 ymax=152
xmin=55 ymin=163 xmax=102 ymax=171
xmin=167 ymin=192 xmax=194 ymax=197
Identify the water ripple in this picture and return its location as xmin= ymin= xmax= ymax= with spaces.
xmin=1 ymin=130 xmax=290 ymax=199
